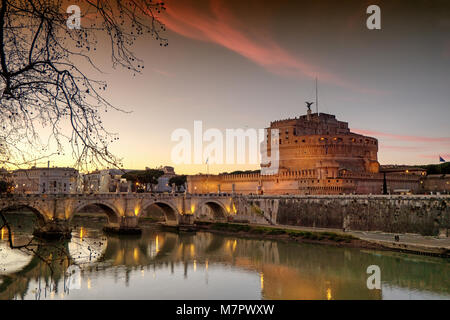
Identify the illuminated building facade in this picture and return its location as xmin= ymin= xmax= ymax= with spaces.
xmin=188 ymin=110 xmax=423 ymax=195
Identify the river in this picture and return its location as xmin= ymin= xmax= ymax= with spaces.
xmin=0 ymin=212 xmax=449 ymax=300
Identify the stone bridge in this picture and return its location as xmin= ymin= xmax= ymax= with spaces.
xmin=1 ymin=193 xmax=449 ymax=238
xmin=0 ymin=193 xmax=247 ymax=237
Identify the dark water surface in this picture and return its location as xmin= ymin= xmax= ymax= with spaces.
xmin=0 ymin=212 xmax=449 ymax=300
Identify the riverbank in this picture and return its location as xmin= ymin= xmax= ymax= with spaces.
xmin=50 ymin=215 xmax=450 ymax=258
xmin=162 ymin=221 xmax=450 ymax=258
xmin=163 ymin=221 xmax=386 ymax=251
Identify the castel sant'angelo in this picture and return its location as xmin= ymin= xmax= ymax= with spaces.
xmin=188 ymin=106 xmax=427 ymax=195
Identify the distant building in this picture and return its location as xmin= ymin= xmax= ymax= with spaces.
xmin=154 ymin=166 xmax=177 ymax=192
xmin=82 ymin=170 xmax=100 ymax=192
xmin=188 ymin=110 xmax=424 ymax=195
xmin=12 ymin=167 xmax=79 ymax=194
xmin=421 ymin=174 xmax=450 ymax=194
xmin=0 ymin=168 xmax=11 ymax=182
xmin=83 ymin=169 xmax=131 ymax=193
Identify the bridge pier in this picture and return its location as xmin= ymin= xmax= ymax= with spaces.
xmin=33 ymin=219 xmax=72 ymax=240
xmin=103 ymin=216 xmax=142 ymax=235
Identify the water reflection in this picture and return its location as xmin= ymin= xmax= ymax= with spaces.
xmin=0 ymin=214 xmax=449 ymax=300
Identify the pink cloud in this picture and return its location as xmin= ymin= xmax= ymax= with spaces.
xmin=353 ymin=129 xmax=450 ymax=144
xmin=153 ymin=68 xmax=175 ymax=77
xmin=419 ymin=153 xmax=450 ymax=160
xmin=159 ymin=0 xmax=383 ymax=94
xmin=380 ymin=145 xmax=423 ymax=151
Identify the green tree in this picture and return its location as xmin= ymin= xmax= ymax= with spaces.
xmin=169 ymin=175 xmax=187 ymax=187
xmin=122 ymin=169 xmax=164 ymax=191
xmin=422 ymin=162 xmax=450 ymax=175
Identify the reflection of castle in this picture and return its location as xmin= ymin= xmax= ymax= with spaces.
xmin=188 ymin=109 xmax=423 ymax=195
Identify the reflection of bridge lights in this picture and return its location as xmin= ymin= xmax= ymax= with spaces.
xmin=155 ymin=236 xmax=159 ymax=253
xmin=133 ymin=248 xmax=139 ymax=262
xmin=68 ymin=230 xmax=107 ymax=264
xmin=232 ymin=240 xmax=237 ymax=252
xmin=260 ymin=272 xmax=264 ymax=290
xmin=205 ymin=259 xmax=208 ymax=271
xmin=326 ymin=288 xmax=332 ymax=300
xmin=1 ymin=227 xmax=4 ymax=240
xmin=190 ymin=244 xmax=195 ymax=256
xmin=193 ymin=260 xmax=197 ymax=272
xmin=87 ymin=278 xmax=92 ymax=290
xmin=190 ymin=204 xmax=195 ymax=213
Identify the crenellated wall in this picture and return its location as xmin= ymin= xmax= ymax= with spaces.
xmin=187 ymin=171 xmax=423 ymax=195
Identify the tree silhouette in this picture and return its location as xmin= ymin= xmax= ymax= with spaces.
xmin=0 ymin=0 xmax=167 ymax=170
xmin=0 ymin=180 xmax=11 ymax=193
xmin=169 ymin=174 xmax=186 ymax=187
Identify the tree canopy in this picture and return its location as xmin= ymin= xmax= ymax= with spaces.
xmin=169 ymin=175 xmax=187 ymax=187
xmin=422 ymin=162 xmax=450 ymax=175
xmin=122 ymin=169 xmax=164 ymax=185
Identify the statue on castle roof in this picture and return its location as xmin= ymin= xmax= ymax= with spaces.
xmin=305 ymin=101 xmax=314 ymax=112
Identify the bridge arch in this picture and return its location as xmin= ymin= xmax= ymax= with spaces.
xmin=141 ymin=200 xmax=179 ymax=224
xmin=70 ymin=201 xmax=121 ymax=224
xmin=0 ymin=203 xmax=48 ymax=227
xmin=197 ymin=200 xmax=228 ymax=220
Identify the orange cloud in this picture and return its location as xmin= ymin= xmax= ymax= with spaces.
xmin=160 ymin=0 xmax=383 ymax=94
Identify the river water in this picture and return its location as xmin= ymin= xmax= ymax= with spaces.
xmin=0 ymin=212 xmax=449 ymax=300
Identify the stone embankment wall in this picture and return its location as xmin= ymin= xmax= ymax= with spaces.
xmin=255 ymin=195 xmax=450 ymax=236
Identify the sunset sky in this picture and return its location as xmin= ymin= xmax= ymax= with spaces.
xmin=46 ymin=0 xmax=450 ymax=174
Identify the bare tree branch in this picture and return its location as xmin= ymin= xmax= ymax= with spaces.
xmin=0 ymin=0 xmax=167 ymax=170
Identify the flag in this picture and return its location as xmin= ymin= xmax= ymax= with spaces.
xmin=439 ymin=155 xmax=445 ymax=163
